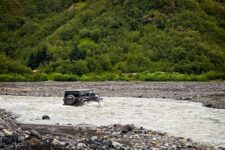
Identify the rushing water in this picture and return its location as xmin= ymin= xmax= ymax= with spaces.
xmin=0 ymin=95 xmax=225 ymax=147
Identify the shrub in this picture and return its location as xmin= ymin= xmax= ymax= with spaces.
xmin=49 ymin=73 xmax=78 ymax=81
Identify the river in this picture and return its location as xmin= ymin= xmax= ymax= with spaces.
xmin=0 ymin=95 xmax=225 ymax=148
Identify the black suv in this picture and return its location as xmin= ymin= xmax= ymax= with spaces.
xmin=63 ymin=89 xmax=103 ymax=106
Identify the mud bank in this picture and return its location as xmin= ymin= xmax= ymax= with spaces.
xmin=0 ymin=81 xmax=225 ymax=109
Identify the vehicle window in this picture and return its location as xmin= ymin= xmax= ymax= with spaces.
xmin=89 ymin=90 xmax=94 ymax=95
xmin=64 ymin=91 xmax=79 ymax=97
xmin=72 ymin=91 xmax=79 ymax=97
xmin=85 ymin=91 xmax=89 ymax=96
xmin=80 ymin=91 xmax=85 ymax=96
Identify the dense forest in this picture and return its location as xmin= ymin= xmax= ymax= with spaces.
xmin=0 ymin=0 xmax=225 ymax=81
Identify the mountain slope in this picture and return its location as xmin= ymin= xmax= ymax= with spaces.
xmin=0 ymin=0 xmax=225 ymax=76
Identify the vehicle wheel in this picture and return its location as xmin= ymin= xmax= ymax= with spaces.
xmin=64 ymin=95 xmax=75 ymax=105
xmin=80 ymin=99 xmax=86 ymax=105
xmin=97 ymin=98 xmax=103 ymax=103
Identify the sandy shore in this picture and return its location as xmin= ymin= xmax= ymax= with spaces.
xmin=0 ymin=81 xmax=225 ymax=109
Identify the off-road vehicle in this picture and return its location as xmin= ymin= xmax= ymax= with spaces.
xmin=63 ymin=89 xmax=103 ymax=106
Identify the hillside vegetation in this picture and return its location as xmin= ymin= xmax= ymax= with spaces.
xmin=0 ymin=0 xmax=225 ymax=81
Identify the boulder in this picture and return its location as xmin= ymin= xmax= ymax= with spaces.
xmin=121 ymin=124 xmax=134 ymax=134
xmin=90 ymin=136 xmax=98 ymax=142
xmin=18 ymin=135 xmax=25 ymax=143
xmin=90 ymin=143 xmax=98 ymax=149
xmin=2 ymin=136 xmax=13 ymax=145
xmin=112 ymin=141 xmax=123 ymax=148
xmin=3 ymin=129 xmax=13 ymax=136
xmin=0 ymin=125 xmax=4 ymax=130
xmin=31 ymin=130 xmax=41 ymax=139
xmin=0 ymin=132 xmax=4 ymax=137
xmin=42 ymin=115 xmax=50 ymax=120
xmin=77 ymin=143 xmax=87 ymax=149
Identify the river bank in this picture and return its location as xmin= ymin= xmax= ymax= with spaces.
xmin=0 ymin=81 xmax=224 ymax=109
xmin=0 ymin=109 xmax=221 ymax=150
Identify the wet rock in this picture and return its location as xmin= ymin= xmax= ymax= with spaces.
xmin=31 ymin=130 xmax=41 ymax=139
xmin=138 ymin=94 xmax=143 ymax=98
xmin=90 ymin=143 xmax=98 ymax=149
xmin=0 ymin=119 xmax=5 ymax=125
xmin=30 ymin=138 xmax=39 ymax=145
xmin=2 ymin=136 xmax=14 ymax=145
xmin=3 ymin=129 xmax=13 ymax=136
xmin=18 ymin=135 xmax=25 ymax=143
xmin=42 ymin=115 xmax=50 ymax=120
xmin=90 ymin=136 xmax=98 ymax=142
xmin=24 ymin=134 xmax=30 ymax=140
xmin=0 ymin=132 xmax=4 ymax=137
xmin=4 ymin=117 xmax=17 ymax=126
xmin=52 ymin=139 xmax=60 ymax=145
xmin=112 ymin=131 xmax=120 ymax=136
xmin=112 ymin=141 xmax=123 ymax=148
xmin=59 ymin=141 xmax=66 ymax=146
xmin=0 ymin=125 xmax=4 ymax=130
xmin=77 ymin=143 xmax=87 ymax=149
xmin=121 ymin=124 xmax=134 ymax=134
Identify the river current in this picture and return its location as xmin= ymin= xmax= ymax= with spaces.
xmin=0 ymin=95 xmax=225 ymax=147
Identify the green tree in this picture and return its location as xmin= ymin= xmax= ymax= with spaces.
xmin=70 ymin=44 xmax=86 ymax=61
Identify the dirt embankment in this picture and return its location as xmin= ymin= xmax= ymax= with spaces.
xmin=0 ymin=81 xmax=225 ymax=109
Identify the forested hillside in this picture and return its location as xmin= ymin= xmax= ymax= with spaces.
xmin=0 ymin=0 xmax=225 ymax=81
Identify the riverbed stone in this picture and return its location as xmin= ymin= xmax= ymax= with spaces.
xmin=42 ymin=115 xmax=50 ymax=120
xmin=90 ymin=136 xmax=98 ymax=142
xmin=3 ymin=129 xmax=13 ymax=136
xmin=77 ymin=143 xmax=87 ymax=149
xmin=2 ymin=136 xmax=13 ymax=145
xmin=112 ymin=141 xmax=123 ymax=148
xmin=0 ymin=132 xmax=4 ymax=137
xmin=90 ymin=143 xmax=98 ymax=149
xmin=0 ymin=125 xmax=4 ymax=130
xmin=52 ymin=139 xmax=60 ymax=145
xmin=0 ymin=119 xmax=5 ymax=125
xmin=18 ymin=135 xmax=25 ymax=143
xmin=31 ymin=130 xmax=41 ymax=139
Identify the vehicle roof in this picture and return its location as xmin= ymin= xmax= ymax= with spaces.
xmin=64 ymin=89 xmax=93 ymax=92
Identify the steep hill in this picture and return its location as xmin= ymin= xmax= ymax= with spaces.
xmin=0 ymin=0 xmax=225 ymax=77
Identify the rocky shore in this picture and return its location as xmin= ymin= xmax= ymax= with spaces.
xmin=1 ymin=109 xmax=223 ymax=150
xmin=0 ymin=81 xmax=225 ymax=109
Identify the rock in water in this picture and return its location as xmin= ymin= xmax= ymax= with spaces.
xmin=42 ymin=115 xmax=50 ymax=120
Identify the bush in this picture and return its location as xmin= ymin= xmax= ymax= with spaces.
xmin=205 ymin=71 xmax=225 ymax=80
xmin=0 ymin=74 xmax=26 ymax=82
xmin=138 ymin=72 xmax=208 ymax=81
xmin=30 ymin=73 xmax=48 ymax=81
xmin=49 ymin=73 xmax=78 ymax=81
